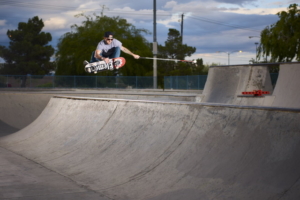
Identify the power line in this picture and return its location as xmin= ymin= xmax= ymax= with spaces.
xmin=0 ymin=1 xmax=166 ymax=15
xmin=0 ymin=0 xmax=262 ymax=32
xmin=187 ymin=16 xmax=261 ymax=33
xmin=0 ymin=1 xmax=172 ymax=17
xmin=0 ymin=0 xmax=78 ymax=11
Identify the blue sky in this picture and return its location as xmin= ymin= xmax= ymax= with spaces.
xmin=0 ymin=0 xmax=297 ymax=65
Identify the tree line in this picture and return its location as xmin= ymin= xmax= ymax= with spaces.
xmin=0 ymin=13 xmax=206 ymax=88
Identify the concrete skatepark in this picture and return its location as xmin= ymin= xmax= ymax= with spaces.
xmin=0 ymin=62 xmax=300 ymax=199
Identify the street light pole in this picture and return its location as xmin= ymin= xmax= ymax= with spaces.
xmin=249 ymin=36 xmax=267 ymax=63
xmin=255 ymin=42 xmax=259 ymax=62
xmin=228 ymin=52 xmax=230 ymax=65
xmin=217 ymin=50 xmax=242 ymax=65
xmin=249 ymin=36 xmax=260 ymax=39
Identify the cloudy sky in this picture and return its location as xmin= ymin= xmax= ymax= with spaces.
xmin=0 ymin=0 xmax=297 ymax=65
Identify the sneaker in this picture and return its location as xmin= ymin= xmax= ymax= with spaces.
xmin=85 ymin=66 xmax=91 ymax=73
xmin=83 ymin=60 xmax=89 ymax=66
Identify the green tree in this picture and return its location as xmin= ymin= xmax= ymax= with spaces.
xmin=193 ymin=58 xmax=208 ymax=75
xmin=0 ymin=16 xmax=55 ymax=87
xmin=258 ymin=4 xmax=300 ymax=62
xmin=156 ymin=29 xmax=197 ymax=87
xmin=55 ymin=14 xmax=153 ymax=76
xmin=159 ymin=28 xmax=196 ymax=60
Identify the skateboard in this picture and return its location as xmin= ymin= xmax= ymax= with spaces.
xmin=84 ymin=57 xmax=126 ymax=73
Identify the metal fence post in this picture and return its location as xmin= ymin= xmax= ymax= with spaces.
xmin=187 ymin=75 xmax=188 ymax=90
xmin=135 ymin=76 xmax=137 ymax=89
xmin=198 ymin=75 xmax=199 ymax=90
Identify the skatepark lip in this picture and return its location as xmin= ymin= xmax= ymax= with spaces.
xmin=211 ymin=61 xmax=300 ymax=67
xmin=54 ymin=95 xmax=300 ymax=113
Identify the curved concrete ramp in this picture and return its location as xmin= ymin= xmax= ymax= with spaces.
xmin=0 ymin=120 xmax=19 ymax=136
xmin=271 ymin=63 xmax=300 ymax=108
xmin=0 ymin=91 xmax=200 ymax=134
xmin=202 ymin=65 xmax=273 ymax=105
xmin=1 ymin=97 xmax=300 ymax=199
xmin=0 ymin=93 xmax=54 ymax=130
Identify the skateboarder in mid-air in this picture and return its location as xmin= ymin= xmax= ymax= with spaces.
xmin=83 ymin=31 xmax=140 ymax=65
xmin=83 ymin=31 xmax=140 ymax=73
xmin=84 ymin=31 xmax=196 ymax=73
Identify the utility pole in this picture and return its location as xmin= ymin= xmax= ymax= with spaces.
xmin=180 ymin=13 xmax=184 ymax=43
xmin=153 ymin=0 xmax=157 ymax=89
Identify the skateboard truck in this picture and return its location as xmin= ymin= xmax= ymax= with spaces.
xmin=241 ymin=90 xmax=270 ymax=96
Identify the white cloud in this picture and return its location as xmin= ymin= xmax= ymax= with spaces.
xmin=164 ymin=1 xmax=219 ymax=14
xmin=157 ymin=13 xmax=182 ymax=28
xmin=0 ymin=20 xmax=6 ymax=26
xmin=222 ymin=7 xmax=287 ymax=15
xmin=78 ymin=2 xmax=95 ymax=10
xmin=188 ymin=51 xmax=255 ymax=65
xmin=114 ymin=6 xmax=135 ymax=12
xmin=44 ymin=17 xmax=67 ymax=30
xmin=164 ymin=1 xmax=178 ymax=9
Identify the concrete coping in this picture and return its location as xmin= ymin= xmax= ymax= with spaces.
xmin=54 ymin=95 xmax=300 ymax=113
xmin=210 ymin=61 xmax=300 ymax=68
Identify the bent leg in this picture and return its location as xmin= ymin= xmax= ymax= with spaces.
xmin=109 ymin=47 xmax=121 ymax=59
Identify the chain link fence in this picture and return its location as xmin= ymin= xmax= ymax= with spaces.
xmin=164 ymin=74 xmax=279 ymax=90
xmin=164 ymin=75 xmax=208 ymax=90
xmin=0 ymin=75 xmax=153 ymax=89
xmin=0 ymin=74 xmax=278 ymax=90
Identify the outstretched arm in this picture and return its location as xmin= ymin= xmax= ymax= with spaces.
xmin=121 ymin=46 xmax=140 ymax=59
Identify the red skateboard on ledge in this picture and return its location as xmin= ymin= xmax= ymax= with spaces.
xmin=241 ymin=90 xmax=270 ymax=96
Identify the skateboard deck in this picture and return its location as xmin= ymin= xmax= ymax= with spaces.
xmin=84 ymin=57 xmax=126 ymax=73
